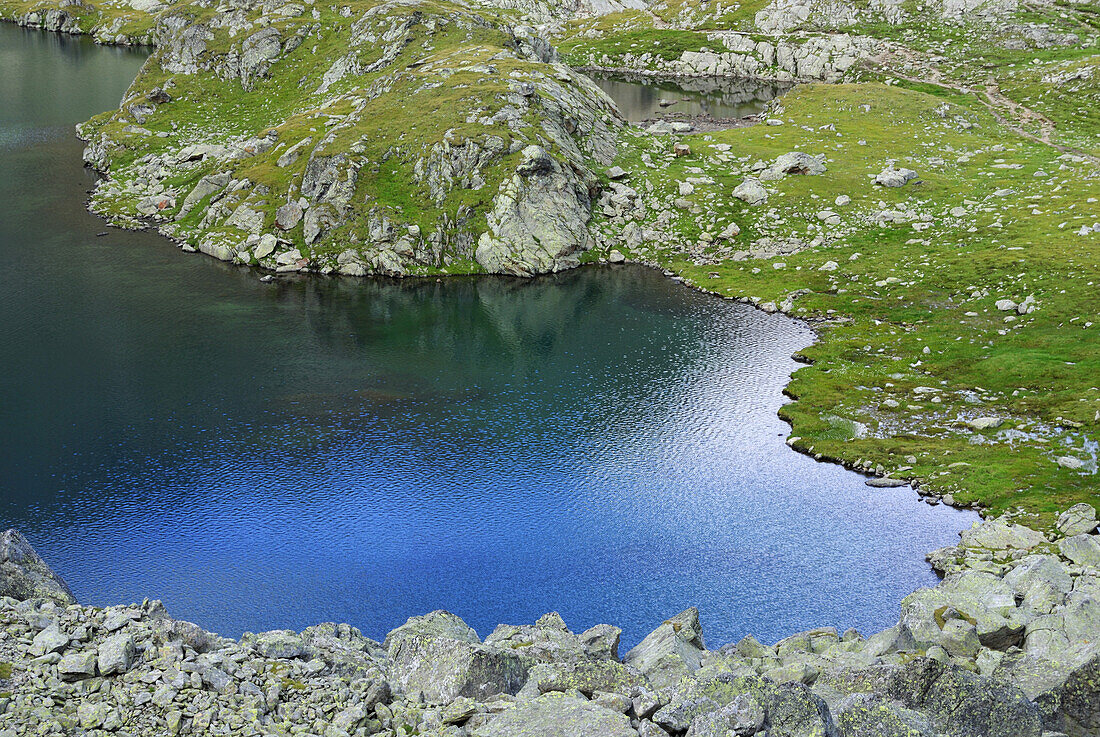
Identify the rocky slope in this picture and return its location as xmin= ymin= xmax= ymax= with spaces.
xmin=2 ymin=506 xmax=1100 ymax=736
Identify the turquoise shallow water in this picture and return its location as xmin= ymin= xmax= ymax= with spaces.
xmin=0 ymin=24 xmax=979 ymax=648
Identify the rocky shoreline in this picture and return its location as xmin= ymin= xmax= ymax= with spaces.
xmin=2 ymin=504 xmax=1099 ymax=737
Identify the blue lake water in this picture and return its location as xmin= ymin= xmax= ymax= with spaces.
xmin=0 ymin=24 xmax=979 ymax=648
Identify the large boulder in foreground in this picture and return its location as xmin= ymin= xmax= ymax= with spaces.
xmin=886 ymin=658 xmax=1042 ymax=737
xmin=625 ymin=607 xmax=707 ymax=689
xmin=471 ymin=691 xmax=636 ymax=737
xmin=386 ymin=610 xmax=528 ymax=704
xmin=0 ymin=529 xmax=75 ymax=605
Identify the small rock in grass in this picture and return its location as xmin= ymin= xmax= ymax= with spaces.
xmin=968 ymin=417 xmax=1002 ymax=431
xmin=874 ymin=167 xmax=918 ymax=187
xmin=733 ymin=178 xmax=768 ymax=206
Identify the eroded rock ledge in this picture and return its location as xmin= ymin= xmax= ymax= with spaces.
xmin=2 ymin=505 xmax=1099 ymax=736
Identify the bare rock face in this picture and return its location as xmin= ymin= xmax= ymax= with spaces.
xmin=0 ymin=528 xmax=75 ymax=605
xmin=475 ymin=145 xmax=596 ymax=276
xmin=624 ymin=606 xmax=707 ymax=689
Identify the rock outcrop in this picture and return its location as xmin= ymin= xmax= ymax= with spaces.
xmin=0 ymin=530 xmax=74 ymax=606
xmin=7 ymin=0 xmax=622 ymax=278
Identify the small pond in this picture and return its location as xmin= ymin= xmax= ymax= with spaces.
xmin=585 ymin=70 xmax=792 ymax=123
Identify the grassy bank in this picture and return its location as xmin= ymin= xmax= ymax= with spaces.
xmin=595 ymin=82 xmax=1099 ymax=527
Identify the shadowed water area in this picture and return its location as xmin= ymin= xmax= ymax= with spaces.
xmin=585 ymin=70 xmax=791 ymax=123
xmin=0 ymin=25 xmax=979 ymax=648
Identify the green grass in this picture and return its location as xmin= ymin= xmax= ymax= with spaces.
xmin=558 ymin=27 xmax=715 ymax=66
xmin=597 ymin=82 xmax=1100 ymax=527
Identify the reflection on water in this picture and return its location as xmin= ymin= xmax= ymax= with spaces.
xmin=587 ymin=70 xmax=792 ymax=122
xmin=1 ymin=25 xmax=978 ymax=648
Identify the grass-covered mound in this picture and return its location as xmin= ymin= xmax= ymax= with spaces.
xmin=4 ymin=0 xmax=625 ymax=276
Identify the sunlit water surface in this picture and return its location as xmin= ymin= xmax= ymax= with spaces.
xmin=0 ymin=25 xmax=978 ymax=648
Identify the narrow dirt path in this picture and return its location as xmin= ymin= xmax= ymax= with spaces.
xmin=887 ymin=67 xmax=1099 ymax=164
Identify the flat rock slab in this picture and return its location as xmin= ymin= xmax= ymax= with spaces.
xmin=471 ymin=692 xmax=636 ymax=737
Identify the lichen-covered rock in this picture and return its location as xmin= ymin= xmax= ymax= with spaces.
xmin=900 ymin=570 xmax=1025 ymax=651
xmin=387 ymin=611 xmax=529 ymax=703
xmin=470 ymin=691 xmax=637 ymax=737
xmin=1003 ymin=555 xmax=1073 ymax=614
xmin=0 ymin=528 xmax=75 ymax=605
xmin=765 ymin=682 xmax=836 ymax=736
xmin=525 ymin=658 xmax=649 ymax=697
xmin=1057 ymin=534 xmax=1100 ymax=568
xmin=1057 ymin=504 xmax=1099 ymax=537
xmin=625 ymin=606 xmax=707 ymax=689
xmin=685 ymin=692 xmax=766 ymax=736
xmin=485 ymin=612 xmax=622 ymax=663
xmin=959 ymin=516 xmax=1046 ymax=551
xmin=835 ymin=693 xmax=932 ymax=737
xmin=886 ymin=658 xmax=1043 ymax=737
xmin=474 ymin=145 xmax=596 ymax=276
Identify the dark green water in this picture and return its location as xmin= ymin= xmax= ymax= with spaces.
xmin=0 ymin=25 xmax=978 ymax=648
xmin=586 ymin=71 xmax=791 ymax=122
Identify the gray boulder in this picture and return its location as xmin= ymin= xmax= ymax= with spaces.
xmin=874 ymin=167 xmax=918 ymax=187
xmin=385 ymin=610 xmax=479 ymax=651
xmin=471 ymin=692 xmax=636 ymax=737
xmin=0 ymin=529 xmax=75 ymax=605
xmin=959 ymin=516 xmax=1046 ymax=551
xmin=275 ymin=201 xmax=303 ymax=231
xmin=58 ymin=650 xmax=98 ymax=680
xmin=97 ymin=633 xmax=136 ymax=676
xmin=485 ymin=612 xmax=621 ymax=663
xmin=1057 ymin=504 xmax=1098 ymax=537
xmin=686 ymin=693 xmax=765 ymax=736
xmin=625 ymin=607 xmax=707 ymax=689
xmin=835 ymin=693 xmax=932 ymax=737
xmin=992 ymin=644 xmax=1099 ymax=732
xmin=1004 ymin=555 xmax=1073 ymax=614
xmin=386 ymin=611 xmax=527 ymax=704
xmin=1061 ymin=650 xmax=1100 ymax=737
xmin=900 ymin=571 xmax=1024 ymax=651
xmin=525 ymin=659 xmax=649 ymax=697
xmin=886 ymin=658 xmax=1042 ymax=737
xmin=1057 ymin=534 xmax=1100 ymax=568
xmin=31 ymin=623 xmax=70 ymax=656
xmin=771 ymin=152 xmax=827 ymax=176
xmin=765 ymin=682 xmax=837 ymax=736
xmin=733 ymin=178 xmax=769 ymax=205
